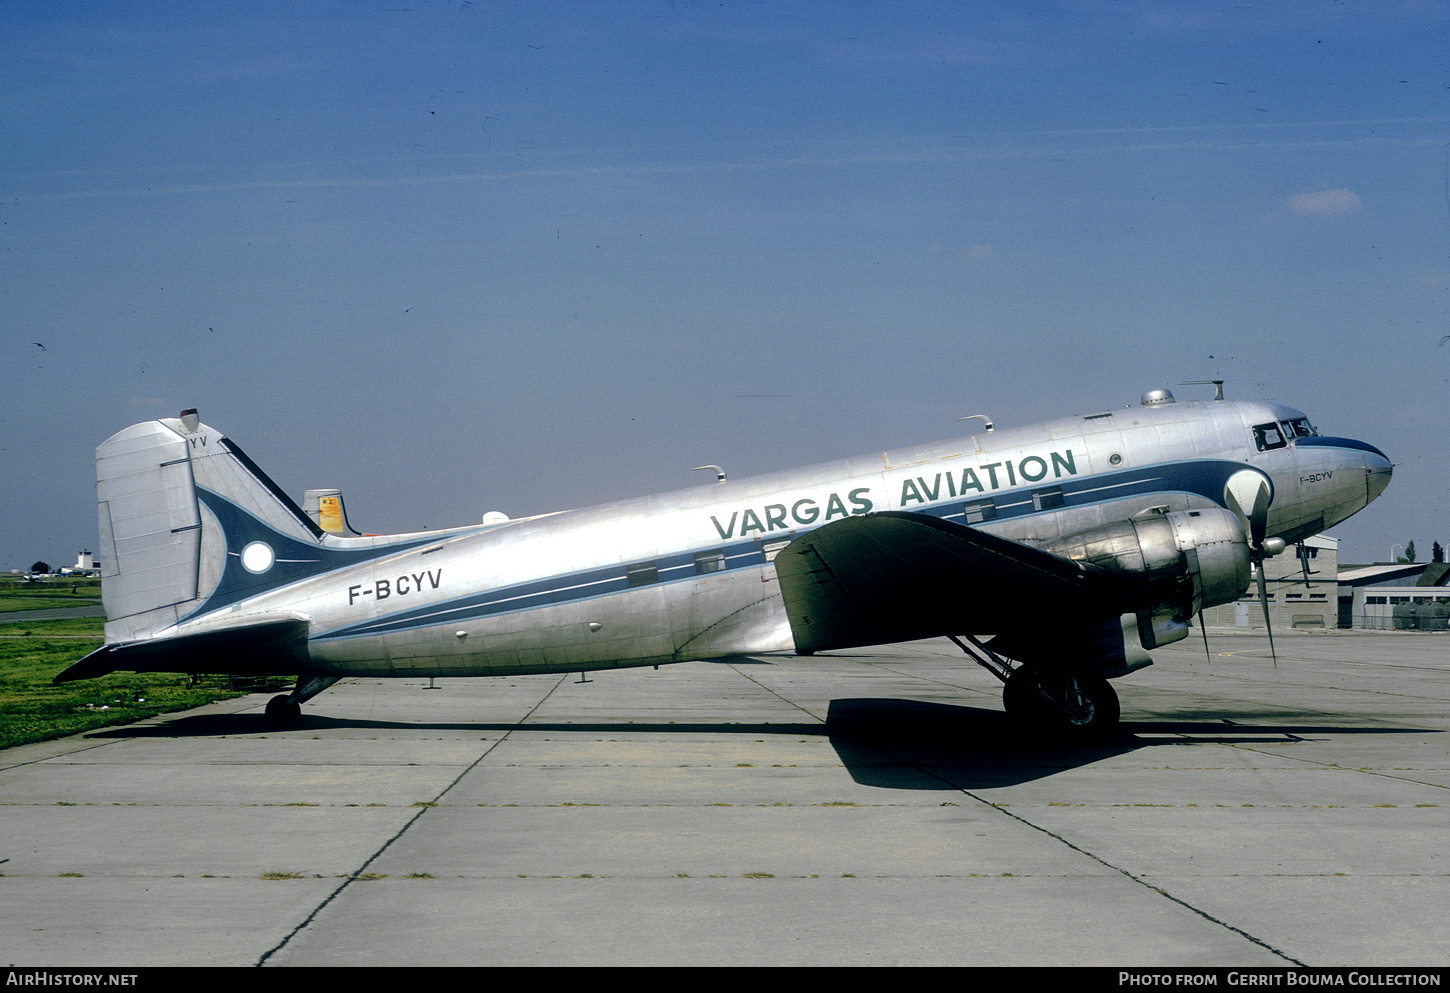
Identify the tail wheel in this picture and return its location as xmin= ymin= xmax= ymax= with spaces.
xmin=1004 ymin=667 xmax=1120 ymax=738
xmin=265 ymin=694 xmax=301 ymax=728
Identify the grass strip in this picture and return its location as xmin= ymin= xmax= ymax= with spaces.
xmin=0 ymin=618 xmax=260 ymax=750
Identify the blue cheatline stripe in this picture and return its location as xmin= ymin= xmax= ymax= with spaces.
xmin=313 ymin=564 xmax=630 ymax=641
xmin=925 ymin=457 xmax=1260 ymax=524
xmin=309 ymin=456 xmax=1262 ymax=644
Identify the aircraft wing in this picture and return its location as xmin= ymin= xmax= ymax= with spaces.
xmin=774 ymin=511 xmax=1130 ymax=654
xmin=54 ymin=614 xmax=311 ymax=684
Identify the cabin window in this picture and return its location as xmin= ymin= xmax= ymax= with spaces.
xmin=626 ymin=561 xmax=659 ymax=587
xmin=694 ymin=550 xmax=726 ymax=575
xmin=962 ymin=498 xmax=997 ymax=524
xmin=1252 ymin=422 xmax=1287 ymax=451
xmin=1032 ymin=486 xmax=1065 ymax=512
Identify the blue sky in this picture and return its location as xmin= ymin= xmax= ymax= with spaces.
xmin=3 ymin=1 xmax=1447 ymax=571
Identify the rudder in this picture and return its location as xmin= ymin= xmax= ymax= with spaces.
xmin=96 ymin=420 xmax=204 ymax=641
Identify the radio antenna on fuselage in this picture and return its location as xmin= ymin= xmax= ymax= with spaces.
xmin=1179 ymin=380 xmax=1226 ymax=401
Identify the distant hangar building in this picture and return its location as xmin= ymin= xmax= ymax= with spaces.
xmin=60 ymin=550 xmax=102 ymax=576
xmin=1338 ymin=561 xmax=1449 ymax=631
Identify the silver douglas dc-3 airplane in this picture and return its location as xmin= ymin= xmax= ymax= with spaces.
xmin=57 ymin=386 xmax=1392 ymax=736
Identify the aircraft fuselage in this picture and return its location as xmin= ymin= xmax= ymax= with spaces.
xmin=153 ymin=393 xmax=1387 ymax=680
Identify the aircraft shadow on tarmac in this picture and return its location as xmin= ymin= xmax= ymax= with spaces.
xmin=85 ymin=696 xmax=1431 ymax=792
xmin=823 ymin=698 xmax=1434 ymax=790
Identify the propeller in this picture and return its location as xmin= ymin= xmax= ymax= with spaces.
xmin=1224 ymin=470 xmax=1286 ymax=666
xmin=1198 ymin=608 xmax=1212 ymax=664
xmin=1253 ymin=557 xmax=1278 ymax=667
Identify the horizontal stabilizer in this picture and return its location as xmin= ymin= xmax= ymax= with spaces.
xmin=54 ymin=614 xmax=311 ymax=684
xmin=775 ymin=512 xmax=1126 ymax=654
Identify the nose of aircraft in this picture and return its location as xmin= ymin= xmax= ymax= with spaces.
xmin=1332 ymin=437 xmax=1394 ymax=506
xmin=1364 ymin=447 xmax=1393 ymax=505
xmin=1291 ymin=435 xmax=1392 ymax=524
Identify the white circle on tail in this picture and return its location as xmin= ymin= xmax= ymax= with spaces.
xmin=241 ymin=541 xmax=275 ymax=574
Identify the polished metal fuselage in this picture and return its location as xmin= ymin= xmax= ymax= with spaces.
xmin=165 ymin=397 xmax=1392 ymax=678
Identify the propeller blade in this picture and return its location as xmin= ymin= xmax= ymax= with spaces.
xmin=1198 ymin=609 xmax=1212 ymax=664
xmin=1250 ymin=494 xmax=1268 ymax=549
xmin=1255 ymin=563 xmax=1277 ymax=668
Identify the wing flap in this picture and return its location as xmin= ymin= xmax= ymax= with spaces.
xmin=774 ymin=512 xmax=1127 ymax=654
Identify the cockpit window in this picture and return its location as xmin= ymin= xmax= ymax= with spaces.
xmin=1280 ymin=417 xmax=1316 ymax=439
xmin=1252 ymin=422 xmax=1287 ymax=451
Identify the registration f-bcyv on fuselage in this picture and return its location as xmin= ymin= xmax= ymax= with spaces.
xmin=58 ymin=386 xmax=1392 ymax=736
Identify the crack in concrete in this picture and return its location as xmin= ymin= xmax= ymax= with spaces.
xmin=254 ymin=673 xmax=571 ymax=967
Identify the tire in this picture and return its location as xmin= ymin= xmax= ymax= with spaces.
xmin=265 ymin=694 xmax=301 ymax=728
xmin=1003 ymin=667 xmax=1119 ymax=739
xmin=1057 ymin=673 xmax=1119 ymax=737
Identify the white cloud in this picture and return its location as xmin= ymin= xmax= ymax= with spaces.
xmin=1287 ymin=189 xmax=1362 ymax=216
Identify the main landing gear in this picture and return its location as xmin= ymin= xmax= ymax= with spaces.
xmin=1002 ymin=666 xmax=1119 ymax=737
xmin=949 ymin=635 xmax=1121 ymax=739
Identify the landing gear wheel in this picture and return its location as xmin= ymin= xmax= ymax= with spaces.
xmin=1003 ymin=667 xmax=1120 ymax=739
xmin=1057 ymin=673 xmax=1119 ymax=737
xmin=265 ymin=694 xmax=302 ymax=728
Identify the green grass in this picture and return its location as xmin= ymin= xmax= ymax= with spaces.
xmin=0 ymin=595 xmax=102 ymax=613
xmin=2 ymin=577 xmax=100 ymax=588
xmin=0 ymin=582 xmax=103 ymax=613
xmin=0 ymin=580 xmax=103 ymax=613
xmin=0 ymin=617 xmax=253 ymax=750
xmin=1 ymin=616 xmax=105 ymax=636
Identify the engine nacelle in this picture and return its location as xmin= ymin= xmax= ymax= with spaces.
xmin=1042 ymin=507 xmax=1252 ymax=646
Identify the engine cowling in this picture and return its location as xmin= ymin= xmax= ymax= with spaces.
xmin=1042 ymin=507 xmax=1252 ymax=649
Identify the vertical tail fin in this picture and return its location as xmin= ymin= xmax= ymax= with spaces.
xmin=96 ymin=410 xmax=323 ymax=643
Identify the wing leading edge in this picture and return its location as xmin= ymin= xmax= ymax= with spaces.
xmin=774 ymin=511 xmax=1132 ymax=655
